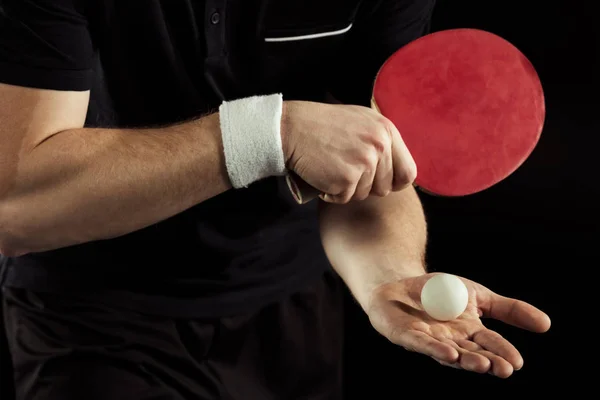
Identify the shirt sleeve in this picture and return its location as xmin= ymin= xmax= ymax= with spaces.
xmin=328 ymin=0 xmax=437 ymax=106
xmin=0 ymin=0 xmax=95 ymax=91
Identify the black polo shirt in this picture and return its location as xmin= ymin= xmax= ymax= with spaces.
xmin=0 ymin=0 xmax=435 ymax=318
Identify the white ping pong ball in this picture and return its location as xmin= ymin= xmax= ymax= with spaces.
xmin=420 ymin=274 xmax=469 ymax=321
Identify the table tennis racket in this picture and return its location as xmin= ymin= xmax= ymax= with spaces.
xmin=286 ymin=28 xmax=545 ymax=204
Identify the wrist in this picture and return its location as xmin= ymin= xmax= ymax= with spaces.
xmin=363 ymin=260 xmax=426 ymax=292
xmin=334 ymin=258 xmax=427 ymax=312
xmin=280 ymin=100 xmax=295 ymax=165
xmin=219 ymin=93 xmax=286 ymax=188
xmin=360 ymin=262 xmax=427 ymax=312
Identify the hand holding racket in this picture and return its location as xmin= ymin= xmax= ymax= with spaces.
xmin=282 ymin=101 xmax=418 ymax=204
xmin=286 ymin=28 xmax=545 ymax=203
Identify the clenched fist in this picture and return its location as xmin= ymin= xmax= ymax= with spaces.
xmin=281 ymin=101 xmax=416 ymax=203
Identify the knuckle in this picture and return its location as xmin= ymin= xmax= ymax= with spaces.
xmin=394 ymin=164 xmax=417 ymax=189
xmin=356 ymin=154 xmax=375 ymax=172
xmin=337 ymin=193 xmax=353 ymax=204
xmin=379 ymin=117 xmax=396 ymax=136
xmin=362 ymin=123 xmax=390 ymax=154
xmin=372 ymin=186 xmax=390 ymax=197
xmin=372 ymin=128 xmax=391 ymax=154
xmin=381 ymin=116 xmax=394 ymax=130
xmin=354 ymin=190 xmax=370 ymax=201
xmin=405 ymin=163 xmax=418 ymax=182
xmin=339 ymin=172 xmax=356 ymax=188
xmin=393 ymin=176 xmax=411 ymax=190
xmin=363 ymin=165 xmax=375 ymax=178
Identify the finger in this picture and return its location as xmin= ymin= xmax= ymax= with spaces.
xmin=472 ymin=330 xmax=523 ymax=370
xmin=388 ymin=122 xmax=417 ymax=191
xmin=435 ymin=359 xmax=462 ymax=369
xmin=482 ymin=293 xmax=551 ymax=333
xmin=320 ymin=182 xmax=359 ymax=204
xmin=479 ymin=350 xmax=514 ymax=378
xmin=441 ymin=338 xmax=490 ymax=374
xmin=370 ymin=142 xmax=393 ymax=197
xmin=456 ymin=339 xmax=515 ymax=378
xmin=353 ymin=166 xmax=377 ymax=201
xmin=393 ymin=330 xmax=459 ymax=363
xmin=455 ymin=338 xmax=483 ymax=351
xmin=459 ymin=352 xmax=491 ymax=374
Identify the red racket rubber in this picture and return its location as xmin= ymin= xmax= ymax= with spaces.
xmin=287 ymin=28 xmax=545 ymax=203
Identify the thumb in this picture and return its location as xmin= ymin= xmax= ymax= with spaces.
xmin=480 ymin=291 xmax=551 ymax=333
xmin=389 ymin=123 xmax=417 ymax=191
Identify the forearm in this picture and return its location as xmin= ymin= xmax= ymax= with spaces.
xmin=0 ymin=113 xmax=230 ymax=255
xmin=319 ymin=187 xmax=427 ymax=310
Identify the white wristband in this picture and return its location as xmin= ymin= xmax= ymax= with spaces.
xmin=219 ymin=93 xmax=287 ymax=189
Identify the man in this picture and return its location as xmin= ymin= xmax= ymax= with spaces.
xmin=0 ymin=0 xmax=551 ymax=399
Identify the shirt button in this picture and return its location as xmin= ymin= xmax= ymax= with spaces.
xmin=210 ymin=12 xmax=220 ymax=24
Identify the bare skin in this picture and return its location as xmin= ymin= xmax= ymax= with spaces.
xmin=0 ymin=82 xmax=552 ymax=379
xmin=319 ymin=188 xmax=551 ymax=378
xmin=0 ymin=84 xmax=416 ymax=255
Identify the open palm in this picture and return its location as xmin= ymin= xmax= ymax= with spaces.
xmin=365 ymin=273 xmax=551 ymax=378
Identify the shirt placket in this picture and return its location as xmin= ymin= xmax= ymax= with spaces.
xmin=204 ymin=0 xmax=231 ymax=100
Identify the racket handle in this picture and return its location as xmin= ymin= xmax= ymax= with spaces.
xmin=285 ymin=172 xmax=321 ymax=204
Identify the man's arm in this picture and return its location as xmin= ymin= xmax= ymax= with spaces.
xmin=0 ymin=83 xmax=231 ymax=256
xmin=319 ymin=187 xmax=427 ymax=311
xmin=0 ymin=84 xmax=417 ymax=257
xmin=319 ymin=0 xmax=435 ymax=309
xmin=0 ymin=0 xmax=424 ymax=257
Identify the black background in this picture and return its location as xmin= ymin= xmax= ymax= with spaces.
xmin=344 ymin=0 xmax=597 ymax=396
xmin=0 ymin=0 xmax=597 ymax=397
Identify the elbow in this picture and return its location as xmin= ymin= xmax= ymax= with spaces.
xmin=0 ymin=234 xmax=24 ymax=257
xmin=0 ymin=200 xmax=30 ymax=257
xmin=0 ymin=235 xmax=25 ymax=259
xmin=0 ymin=243 xmax=22 ymax=258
